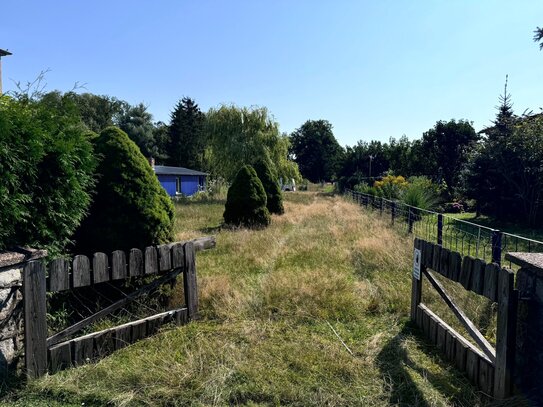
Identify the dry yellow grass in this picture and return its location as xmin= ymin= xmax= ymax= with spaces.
xmin=9 ymin=192 xmax=491 ymax=406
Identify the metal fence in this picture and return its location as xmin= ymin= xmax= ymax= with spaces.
xmin=344 ymin=189 xmax=543 ymax=269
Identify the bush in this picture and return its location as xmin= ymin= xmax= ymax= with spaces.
xmin=223 ymin=165 xmax=271 ymax=228
xmin=0 ymin=95 xmax=97 ymax=253
xmin=253 ymin=159 xmax=284 ymax=215
xmin=74 ymin=127 xmax=174 ymax=253
xmin=373 ymin=174 xmax=408 ymax=199
xmin=402 ymin=176 xmax=439 ymax=211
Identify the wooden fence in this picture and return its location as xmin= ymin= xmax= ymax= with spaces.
xmin=23 ymin=237 xmax=215 ymax=378
xmin=411 ymin=238 xmax=517 ymax=399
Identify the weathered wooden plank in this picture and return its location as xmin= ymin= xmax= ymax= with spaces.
xmin=72 ymin=333 xmax=96 ymax=365
xmin=416 ymin=304 xmax=423 ymax=328
xmin=94 ymin=330 xmax=114 ymax=358
xmin=428 ymin=314 xmax=438 ymax=344
xmin=460 ymin=256 xmax=473 ymax=290
xmin=192 ymin=236 xmax=216 ymax=252
xmin=422 ymin=308 xmax=431 ymax=338
xmin=479 ymin=358 xmax=494 ymax=396
xmin=158 ymin=244 xmax=172 ymax=272
xmin=454 ymin=338 xmax=468 ymax=371
xmin=432 ymin=245 xmax=442 ymax=273
xmin=421 ymin=241 xmax=433 ymax=268
xmin=422 ymin=268 xmax=496 ymax=363
xmin=47 ymin=267 xmax=185 ymax=347
xmin=129 ymin=248 xmax=143 ymax=277
xmin=49 ymin=341 xmax=72 ymax=373
xmin=418 ymin=304 xmax=492 ymax=365
xmin=440 ymin=248 xmax=450 ymax=278
xmin=174 ymin=308 xmax=188 ymax=325
xmin=171 ymin=243 xmax=185 ymax=269
xmin=470 ymin=258 xmax=486 ymax=295
xmin=145 ymin=246 xmax=159 ymax=275
xmin=72 ymin=255 xmax=91 ymax=288
xmin=183 ymin=242 xmax=198 ymax=319
xmin=494 ymin=267 xmax=516 ymax=399
xmin=446 ymin=330 xmax=456 ymax=361
xmin=483 ymin=263 xmax=499 ymax=302
xmin=49 ymin=258 xmax=70 ymax=292
xmin=449 ymin=251 xmax=462 ymax=283
xmin=114 ymin=325 xmax=131 ymax=350
xmin=131 ymin=319 xmax=148 ymax=342
xmin=24 ymin=261 xmax=48 ymax=378
xmin=466 ymin=348 xmax=480 ymax=384
xmin=111 ymin=250 xmax=127 ymax=280
xmin=436 ymin=322 xmax=447 ymax=354
xmin=93 ymin=252 xmax=109 ymax=284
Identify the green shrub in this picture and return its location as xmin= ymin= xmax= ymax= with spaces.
xmin=74 ymin=127 xmax=174 ymax=253
xmin=253 ymin=159 xmax=284 ymax=215
xmin=401 ymin=176 xmax=439 ymax=210
xmin=223 ymin=165 xmax=271 ymax=228
xmin=0 ymin=95 xmax=97 ymax=253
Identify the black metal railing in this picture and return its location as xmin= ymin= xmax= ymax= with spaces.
xmin=344 ymin=189 xmax=543 ymax=269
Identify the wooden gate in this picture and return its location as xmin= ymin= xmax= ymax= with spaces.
xmin=411 ymin=238 xmax=517 ymax=399
xmin=23 ymin=237 xmax=214 ymax=378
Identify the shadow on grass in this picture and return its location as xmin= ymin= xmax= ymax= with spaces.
xmin=173 ymin=198 xmax=226 ymax=206
xmin=376 ymin=321 xmax=480 ymax=407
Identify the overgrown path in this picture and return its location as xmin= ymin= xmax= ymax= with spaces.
xmin=7 ymin=193 xmax=487 ymax=406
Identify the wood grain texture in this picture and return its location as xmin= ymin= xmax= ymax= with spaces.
xmin=460 ymin=255 xmax=473 ymax=290
xmin=93 ymin=252 xmax=109 ymax=284
xmin=432 ymin=244 xmax=442 ymax=273
xmin=24 ymin=260 xmax=48 ymax=378
xmin=439 ymin=247 xmax=450 ymax=278
xmin=158 ymin=244 xmax=172 ymax=272
xmin=48 ymin=258 xmax=70 ymax=292
xmin=483 ymin=263 xmax=499 ymax=302
xmin=183 ymin=242 xmax=198 ymax=319
xmin=72 ymin=255 xmax=91 ymax=288
xmin=471 ymin=258 xmax=486 ymax=295
xmin=493 ymin=267 xmax=516 ymax=399
xmin=171 ymin=243 xmax=185 ymax=269
xmin=49 ymin=341 xmax=72 ymax=373
xmin=111 ymin=250 xmax=127 ymax=280
xmin=129 ymin=248 xmax=143 ymax=277
xmin=145 ymin=246 xmax=158 ymax=275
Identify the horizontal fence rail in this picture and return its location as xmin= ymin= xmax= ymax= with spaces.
xmin=345 ymin=189 xmax=543 ymax=268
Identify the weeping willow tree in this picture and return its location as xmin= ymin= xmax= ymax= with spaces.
xmin=205 ymin=105 xmax=301 ymax=183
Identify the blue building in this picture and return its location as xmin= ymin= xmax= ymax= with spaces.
xmin=153 ymin=165 xmax=207 ymax=197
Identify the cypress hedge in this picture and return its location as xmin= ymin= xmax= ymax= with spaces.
xmin=223 ymin=165 xmax=271 ymax=228
xmin=74 ymin=126 xmax=174 ymax=253
xmin=253 ymin=158 xmax=284 ymax=215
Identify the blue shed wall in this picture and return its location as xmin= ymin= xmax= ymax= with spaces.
xmin=157 ymin=174 xmax=205 ymax=197
xmin=158 ymin=175 xmax=177 ymax=196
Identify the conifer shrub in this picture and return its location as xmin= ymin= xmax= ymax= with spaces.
xmin=223 ymin=165 xmax=271 ymax=228
xmin=74 ymin=127 xmax=174 ymax=253
xmin=253 ymin=158 xmax=284 ymax=215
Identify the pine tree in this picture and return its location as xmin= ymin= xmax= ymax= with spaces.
xmin=167 ymin=97 xmax=206 ymax=169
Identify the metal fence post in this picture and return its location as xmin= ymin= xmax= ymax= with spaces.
xmin=437 ymin=214 xmax=443 ymax=245
xmin=391 ymin=201 xmax=396 ymax=224
xmin=492 ymin=230 xmax=503 ymax=265
xmin=408 ymin=208 xmax=413 ymax=234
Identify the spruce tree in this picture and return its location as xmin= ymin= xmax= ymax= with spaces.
xmin=74 ymin=127 xmax=174 ymax=253
xmin=167 ymin=97 xmax=206 ymax=169
xmin=253 ymin=158 xmax=284 ymax=215
xmin=223 ymin=165 xmax=271 ymax=228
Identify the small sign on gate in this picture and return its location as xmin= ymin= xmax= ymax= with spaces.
xmin=413 ymin=248 xmax=421 ymax=280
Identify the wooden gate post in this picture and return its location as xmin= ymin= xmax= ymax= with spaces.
xmin=183 ymin=242 xmax=198 ymax=320
xmin=23 ymin=260 xmax=48 ymax=378
xmin=410 ymin=239 xmax=423 ymax=321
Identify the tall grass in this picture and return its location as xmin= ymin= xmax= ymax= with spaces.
xmin=7 ymin=192 xmax=489 ymax=406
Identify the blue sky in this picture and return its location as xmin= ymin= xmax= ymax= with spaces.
xmin=1 ymin=1 xmax=542 ymax=146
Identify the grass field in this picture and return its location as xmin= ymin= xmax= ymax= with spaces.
xmin=4 ymin=192 xmax=492 ymax=406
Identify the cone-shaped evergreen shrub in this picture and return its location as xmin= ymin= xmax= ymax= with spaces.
xmin=223 ymin=165 xmax=271 ymax=228
xmin=253 ymin=158 xmax=284 ymax=215
xmin=74 ymin=127 xmax=174 ymax=253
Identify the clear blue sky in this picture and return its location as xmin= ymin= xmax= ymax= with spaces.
xmin=2 ymin=1 xmax=542 ymax=146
